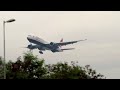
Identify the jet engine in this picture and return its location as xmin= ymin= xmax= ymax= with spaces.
xmin=27 ymin=44 xmax=36 ymax=49
xmin=27 ymin=44 xmax=33 ymax=49
xmin=50 ymin=42 xmax=55 ymax=46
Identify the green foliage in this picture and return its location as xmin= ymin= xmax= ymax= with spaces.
xmin=1 ymin=52 xmax=105 ymax=79
xmin=6 ymin=52 xmax=47 ymax=79
xmin=0 ymin=57 xmax=4 ymax=79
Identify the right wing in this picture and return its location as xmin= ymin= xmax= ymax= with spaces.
xmin=56 ymin=39 xmax=87 ymax=46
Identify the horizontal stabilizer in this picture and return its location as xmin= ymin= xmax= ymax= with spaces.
xmin=61 ymin=48 xmax=75 ymax=50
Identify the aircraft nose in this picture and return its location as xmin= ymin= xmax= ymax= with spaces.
xmin=27 ymin=37 xmax=30 ymax=40
xmin=27 ymin=37 xmax=29 ymax=40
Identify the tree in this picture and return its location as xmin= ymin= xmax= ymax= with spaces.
xmin=4 ymin=52 xmax=105 ymax=79
xmin=0 ymin=57 xmax=4 ymax=79
xmin=6 ymin=52 xmax=47 ymax=79
xmin=45 ymin=61 xmax=104 ymax=79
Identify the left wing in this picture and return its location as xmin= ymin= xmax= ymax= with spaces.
xmin=56 ymin=39 xmax=87 ymax=46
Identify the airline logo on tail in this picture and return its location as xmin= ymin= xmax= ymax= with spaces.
xmin=60 ymin=38 xmax=63 ymax=42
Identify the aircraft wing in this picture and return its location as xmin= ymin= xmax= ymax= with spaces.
xmin=56 ymin=39 xmax=87 ymax=46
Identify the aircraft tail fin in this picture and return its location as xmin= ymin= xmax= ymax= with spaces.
xmin=60 ymin=38 xmax=63 ymax=42
xmin=59 ymin=38 xmax=63 ymax=48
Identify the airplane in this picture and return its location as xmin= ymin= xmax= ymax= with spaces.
xmin=25 ymin=35 xmax=87 ymax=54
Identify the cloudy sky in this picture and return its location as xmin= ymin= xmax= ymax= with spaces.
xmin=0 ymin=11 xmax=120 ymax=79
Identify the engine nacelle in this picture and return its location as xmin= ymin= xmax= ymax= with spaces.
xmin=27 ymin=44 xmax=36 ymax=49
xmin=27 ymin=44 xmax=33 ymax=49
xmin=50 ymin=42 xmax=55 ymax=46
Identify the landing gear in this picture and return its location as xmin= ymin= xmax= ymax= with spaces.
xmin=39 ymin=51 xmax=43 ymax=54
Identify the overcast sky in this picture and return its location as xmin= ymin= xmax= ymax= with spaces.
xmin=0 ymin=11 xmax=120 ymax=79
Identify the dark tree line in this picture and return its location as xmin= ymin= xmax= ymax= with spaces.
xmin=0 ymin=52 xmax=105 ymax=79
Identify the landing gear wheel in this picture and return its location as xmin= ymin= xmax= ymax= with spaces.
xmin=39 ymin=51 xmax=43 ymax=54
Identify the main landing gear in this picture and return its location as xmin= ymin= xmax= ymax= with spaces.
xmin=39 ymin=51 xmax=43 ymax=54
